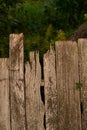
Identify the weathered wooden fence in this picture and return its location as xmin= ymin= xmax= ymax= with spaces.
xmin=0 ymin=33 xmax=87 ymax=130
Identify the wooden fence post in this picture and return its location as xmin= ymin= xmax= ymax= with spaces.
xmin=56 ymin=41 xmax=81 ymax=130
xmin=44 ymin=47 xmax=58 ymax=130
xmin=9 ymin=33 xmax=25 ymax=130
xmin=78 ymin=39 xmax=87 ymax=130
xmin=25 ymin=51 xmax=44 ymax=130
xmin=0 ymin=59 xmax=10 ymax=130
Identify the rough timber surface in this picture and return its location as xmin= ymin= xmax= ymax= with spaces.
xmin=25 ymin=52 xmax=44 ymax=130
xmin=0 ymin=59 xmax=10 ymax=130
xmin=9 ymin=33 xmax=25 ymax=130
xmin=56 ymin=41 xmax=81 ymax=130
xmin=44 ymin=47 xmax=58 ymax=130
xmin=78 ymin=39 xmax=87 ymax=130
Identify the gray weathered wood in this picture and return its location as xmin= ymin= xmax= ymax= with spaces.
xmin=44 ymin=47 xmax=58 ymax=130
xmin=0 ymin=58 xmax=10 ymax=130
xmin=25 ymin=51 xmax=44 ymax=130
xmin=9 ymin=33 xmax=25 ymax=130
xmin=78 ymin=39 xmax=87 ymax=130
xmin=56 ymin=41 xmax=81 ymax=130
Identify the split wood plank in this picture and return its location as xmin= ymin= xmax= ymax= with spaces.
xmin=44 ymin=47 xmax=58 ymax=130
xmin=25 ymin=51 xmax=45 ymax=130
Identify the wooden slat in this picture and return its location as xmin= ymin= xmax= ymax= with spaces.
xmin=0 ymin=58 xmax=10 ymax=130
xmin=25 ymin=51 xmax=44 ymax=130
xmin=44 ymin=47 xmax=58 ymax=130
xmin=78 ymin=39 xmax=87 ymax=130
xmin=56 ymin=41 xmax=81 ymax=130
xmin=9 ymin=33 xmax=25 ymax=130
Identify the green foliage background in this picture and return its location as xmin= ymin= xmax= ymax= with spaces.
xmin=0 ymin=0 xmax=87 ymax=61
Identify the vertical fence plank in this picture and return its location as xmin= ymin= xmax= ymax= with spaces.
xmin=25 ymin=52 xmax=44 ymax=130
xmin=44 ymin=47 xmax=58 ymax=130
xmin=78 ymin=39 xmax=87 ymax=130
xmin=9 ymin=34 xmax=25 ymax=130
xmin=56 ymin=41 xmax=81 ymax=130
xmin=0 ymin=59 xmax=10 ymax=130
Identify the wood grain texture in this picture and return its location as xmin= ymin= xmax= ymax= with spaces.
xmin=0 ymin=58 xmax=10 ymax=130
xmin=9 ymin=33 xmax=25 ymax=130
xmin=25 ymin=51 xmax=44 ymax=130
xmin=44 ymin=47 xmax=58 ymax=130
xmin=78 ymin=39 xmax=87 ymax=130
xmin=56 ymin=41 xmax=81 ymax=130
